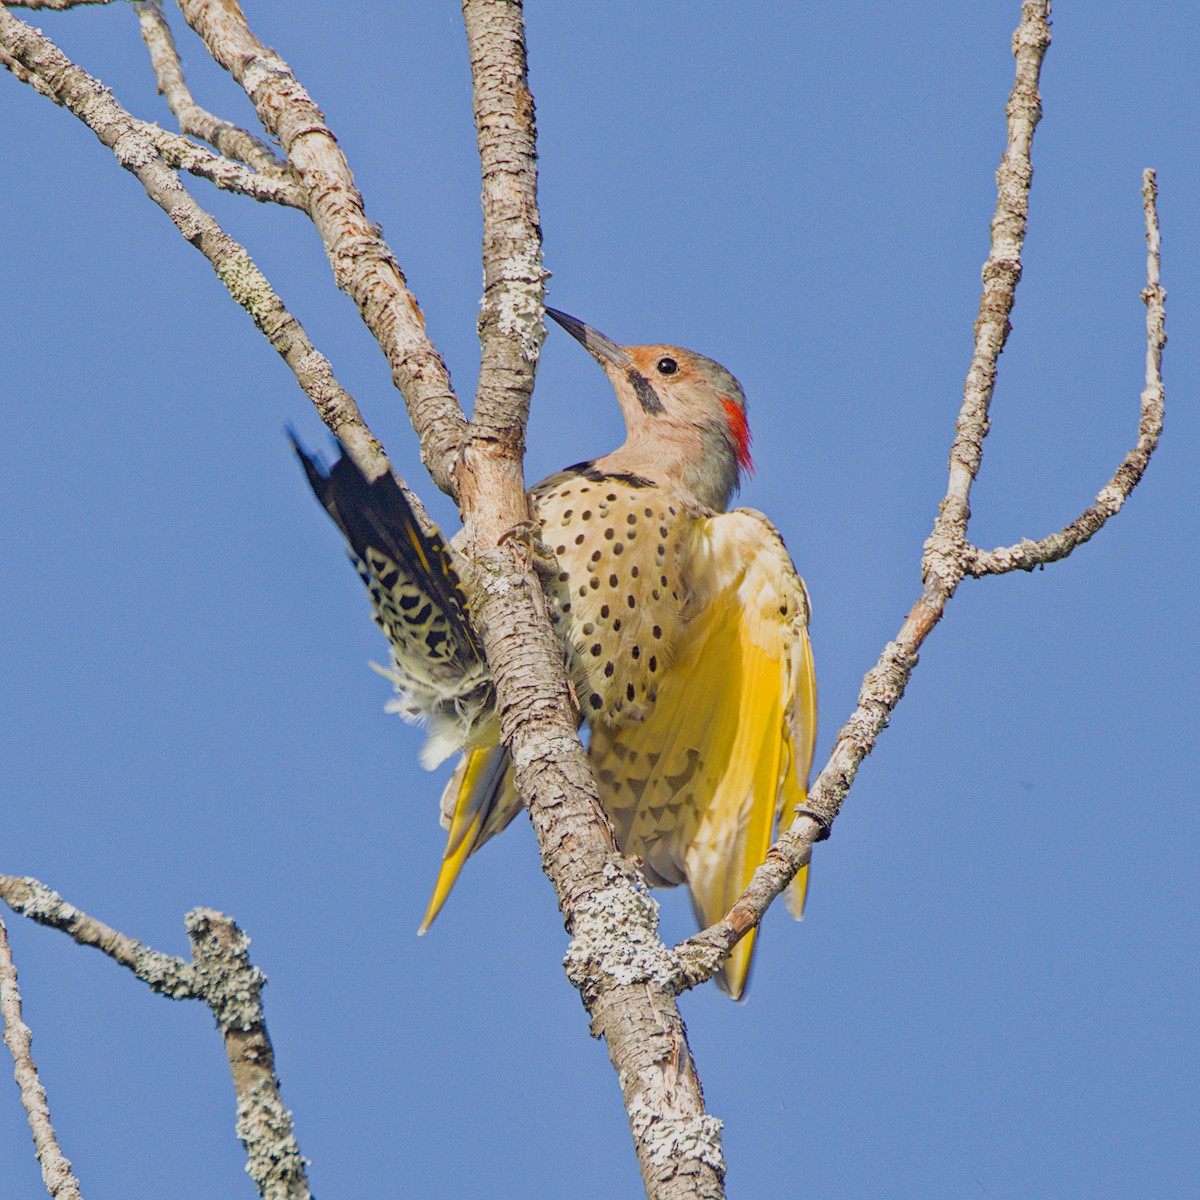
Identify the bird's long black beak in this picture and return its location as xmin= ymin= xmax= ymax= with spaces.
xmin=545 ymin=307 xmax=633 ymax=370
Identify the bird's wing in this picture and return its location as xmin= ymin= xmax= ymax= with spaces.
xmin=419 ymin=744 xmax=519 ymax=934
xmin=587 ymin=508 xmax=816 ymax=998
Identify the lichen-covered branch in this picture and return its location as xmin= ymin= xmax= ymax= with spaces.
xmin=966 ymin=170 xmax=1166 ymax=576
xmin=461 ymin=0 xmax=546 ymax=447
xmin=0 ymin=915 xmax=85 ymax=1200
xmin=3 ymin=0 xmax=114 ymax=10
xmin=185 ymin=910 xmax=311 ymax=1200
xmin=0 ymin=875 xmax=199 ymax=999
xmin=455 ymin=5 xmax=723 ymax=1197
xmin=133 ymin=0 xmax=292 ymax=180
xmin=176 ymin=0 xmax=467 ymax=495
xmin=0 ymin=878 xmax=311 ymax=1200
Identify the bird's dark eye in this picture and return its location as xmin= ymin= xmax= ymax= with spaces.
xmin=655 ymin=356 xmax=678 ymax=376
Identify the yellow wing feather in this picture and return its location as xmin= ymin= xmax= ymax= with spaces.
xmin=588 ymin=509 xmax=817 ymax=998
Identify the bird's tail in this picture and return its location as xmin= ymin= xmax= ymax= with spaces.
xmin=291 ymin=434 xmax=493 ymax=763
xmin=420 ymin=743 xmax=520 ymax=933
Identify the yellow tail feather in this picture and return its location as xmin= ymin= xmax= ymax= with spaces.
xmin=419 ymin=746 xmax=509 ymax=934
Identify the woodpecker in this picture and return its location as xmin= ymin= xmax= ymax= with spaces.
xmin=294 ymin=308 xmax=817 ymax=997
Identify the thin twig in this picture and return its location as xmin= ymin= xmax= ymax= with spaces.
xmin=176 ymin=0 xmax=467 ymax=496
xmin=0 ymin=915 xmax=85 ymax=1200
xmin=966 ymin=169 xmax=1165 ymax=575
xmin=133 ymin=0 xmax=292 ymax=180
xmin=0 ymin=875 xmax=198 ymax=998
xmin=134 ymin=119 xmax=306 ymax=206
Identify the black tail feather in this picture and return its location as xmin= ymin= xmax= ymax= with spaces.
xmin=290 ymin=433 xmax=482 ymax=663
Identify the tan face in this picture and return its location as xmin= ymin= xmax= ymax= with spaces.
xmin=621 ymin=345 xmax=752 ymax=474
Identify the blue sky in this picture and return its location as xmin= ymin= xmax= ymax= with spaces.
xmin=2 ymin=3 xmax=1196 ymax=1197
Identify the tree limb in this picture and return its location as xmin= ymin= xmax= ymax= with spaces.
xmin=0 ymin=877 xmax=312 ymax=1200
xmin=0 ymin=875 xmax=198 ymax=999
xmin=0 ymin=7 xmax=433 ymax=523
xmin=185 ymin=909 xmax=312 ymax=1200
xmin=0 ymin=914 xmax=85 ymax=1200
xmin=454 ymin=5 xmax=724 ymax=1196
xmin=3 ymin=0 xmax=116 ymax=10
xmin=133 ymin=119 xmax=306 ymax=206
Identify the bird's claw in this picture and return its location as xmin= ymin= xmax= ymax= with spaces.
xmin=500 ymin=518 xmax=558 ymax=576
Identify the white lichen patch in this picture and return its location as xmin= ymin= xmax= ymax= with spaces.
xmin=629 ymin=1106 xmax=726 ymax=1178
xmin=492 ymin=236 xmax=548 ymax=364
xmin=563 ymin=863 xmax=679 ymax=1001
xmin=235 ymin=1081 xmax=311 ymax=1192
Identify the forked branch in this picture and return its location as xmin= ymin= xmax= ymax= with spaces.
xmin=966 ymin=175 xmax=1165 ymax=575
xmin=0 ymin=876 xmax=312 ymax=1200
xmin=175 ymin=0 xmax=467 ymax=494
xmin=134 ymin=0 xmax=292 ymax=180
xmin=675 ymin=0 xmax=1165 ymax=991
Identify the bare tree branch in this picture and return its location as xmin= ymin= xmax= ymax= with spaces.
xmin=455 ymin=6 xmax=724 ymax=1196
xmin=966 ymin=170 xmax=1166 ymax=576
xmin=675 ymin=0 xmax=1162 ymax=988
xmin=0 ymin=875 xmax=199 ymax=999
xmin=0 ymin=878 xmax=312 ymax=1200
xmin=0 ymin=914 xmax=85 ymax=1200
xmin=175 ymin=0 xmax=467 ymax=495
xmin=185 ymin=909 xmax=312 ymax=1200
xmin=132 ymin=0 xmax=291 ymax=180
xmin=2 ymin=1 xmax=1166 ymax=1195
xmin=3 ymin=1 xmax=115 ymax=10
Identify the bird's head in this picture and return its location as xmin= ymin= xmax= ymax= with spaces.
xmin=546 ymin=307 xmax=752 ymax=512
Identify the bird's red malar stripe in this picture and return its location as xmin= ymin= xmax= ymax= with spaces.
xmin=721 ymin=396 xmax=754 ymax=474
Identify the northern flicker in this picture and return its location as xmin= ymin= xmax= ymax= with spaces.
xmin=294 ymin=308 xmax=817 ymax=997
